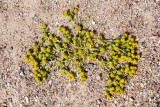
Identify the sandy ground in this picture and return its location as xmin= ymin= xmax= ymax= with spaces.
xmin=0 ymin=0 xmax=160 ymax=107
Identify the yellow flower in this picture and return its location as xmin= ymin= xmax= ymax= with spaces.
xmin=86 ymin=42 xmax=91 ymax=47
xmin=32 ymin=70 xmax=38 ymax=75
xmin=60 ymin=68 xmax=69 ymax=75
xmin=132 ymin=42 xmax=138 ymax=47
xmin=77 ymin=49 xmax=83 ymax=55
xmin=114 ymin=46 xmax=119 ymax=52
xmin=49 ymin=34 xmax=53 ymax=40
xmin=79 ymin=71 xmax=86 ymax=77
xmin=127 ymin=52 xmax=131 ymax=56
xmin=52 ymin=37 xmax=58 ymax=43
xmin=39 ymin=70 xmax=46 ymax=75
xmin=108 ymin=45 xmax=112 ymax=50
xmin=29 ymin=55 xmax=34 ymax=61
xmin=26 ymin=49 xmax=32 ymax=55
xmin=68 ymin=15 xmax=73 ymax=21
xmin=115 ymin=42 xmax=119 ymax=47
xmin=119 ymin=79 xmax=125 ymax=84
xmin=47 ymin=40 xmax=52 ymax=45
xmin=60 ymin=69 xmax=65 ymax=75
xmin=64 ymin=30 xmax=70 ymax=35
xmin=42 ymin=77 xmax=47 ymax=81
xmin=68 ymin=73 xmax=75 ymax=80
xmin=108 ymin=87 xmax=115 ymax=94
xmin=62 ymin=43 xmax=68 ymax=49
xmin=24 ymin=56 xmax=29 ymax=62
xmin=87 ymin=55 xmax=94 ymax=60
xmin=136 ymin=54 xmax=140 ymax=59
xmin=127 ymin=57 xmax=133 ymax=63
xmin=132 ymin=66 xmax=137 ymax=70
xmin=76 ymin=66 xmax=82 ymax=72
xmin=115 ymin=75 xmax=120 ymax=80
xmin=110 ymin=51 xmax=115 ymax=56
xmin=41 ymin=47 xmax=46 ymax=52
xmin=75 ymin=4 xmax=79 ymax=9
xmin=38 ymin=53 xmax=42 ymax=59
xmin=110 ymin=73 xmax=115 ymax=78
xmin=73 ymin=60 xmax=79 ymax=65
xmin=120 ymin=38 xmax=125 ymax=43
xmin=33 ymin=66 xmax=39 ymax=71
xmin=73 ymin=8 xmax=78 ymax=14
xmin=126 ymin=48 xmax=130 ymax=52
xmin=132 ymin=59 xmax=137 ymax=64
xmin=34 ymin=76 xmax=41 ymax=83
xmin=107 ymin=79 xmax=112 ymax=85
xmin=128 ymin=37 xmax=134 ymax=42
xmin=85 ymin=31 xmax=90 ymax=38
xmin=131 ymin=54 xmax=135 ymax=58
xmin=131 ymin=69 xmax=135 ymax=74
xmin=112 ymin=55 xmax=118 ymax=60
xmin=117 ymin=70 xmax=122 ymax=75
xmin=81 ymin=30 xmax=86 ymax=35
xmin=90 ymin=32 xmax=94 ymax=37
xmin=63 ymin=37 xmax=70 ymax=42
xmin=129 ymin=72 xmax=134 ymax=77
xmin=104 ymin=91 xmax=111 ymax=100
xmin=46 ymin=47 xmax=51 ymax=53
xmin=32 ymin=42 xmax=37 ymax=46
xmin=40 ymin=24 xmax=47 ymax=29
xmin=99 ymin=47 xmax=106 ymax=53
xmin=61 ymin=52 xmax=68 ymax=59
xmin=56 ymin=60 xmax=62 ymax=66
xmin=37 ymin=73 xmax=41 ymax=77
xmin=43 ymin=32 xmax=48 ymax=38
xmin=45 ymin=53 xmax=50 ymax=57
xmin=124 ymin=67 xmax=129 ymax=74
xmin=55 ymin=44 xmax=61 ymax=50
xmin=80 ymin=76 xmax=87 ymax=82
xmin=76 ymin=25 xmax=82 ymax=31
xmin=119 ymin=83 xmax=124 ymax=88
xmin=108 ymin=61 xmax=114 ymax=68
xmin=116 ymin=90 xmax=122 ymax=96
xmin=121 ymin=33 xmax=128 ymax=38
xmin=131 ymin=49 xmax=135 ymax=54
xmin=39 ymin=37 xmax=44 ymax=44
xmin=116 ymin=86 xmax=121 ymax=91
xmin=62 ymin=10 xmax=68 ymax=16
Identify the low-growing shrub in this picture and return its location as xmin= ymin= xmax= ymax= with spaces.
xmin=24 ymin=5 xmax=140 ymax=99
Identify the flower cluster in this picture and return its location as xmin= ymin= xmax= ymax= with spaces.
xmin=104 ymin=33 xmax=140 ymax=99
xmin=24 ymin=5 xmax=108 ymax=83
xmin=62 ymin=4 xmax=79 ymax=21
xmin=24 ymin=25 xmax=53 ymax=83
xmin=24 ymin=5 xmax=141 ymax=99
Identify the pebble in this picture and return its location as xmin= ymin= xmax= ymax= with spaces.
xmin=25 ymin=97 xmax=29 ymax=104
xmin=91 ymin=20 xmax=96 ymax=25
xmin=96 ymin=75 xmax=100 ymax=80
xmin=55 ymin=22 xmax=59 ymax=26
xmin=97 ymin=99 xmax=102 ymax=104
xmin=158 ymin=40 xmax=160 ymax=45
xmin=20 ymin=71 xmax=25 ymax=77
xmin=48 ymin=80 xmax=52 ymax=85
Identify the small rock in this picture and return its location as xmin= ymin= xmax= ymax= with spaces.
xmin=20 ymin=71 xmax=25 ymax=77
xmin=158 ymin=40 xmax=160 ymax=45
xmin=91 ymin=20 xmax=96 ymax=25
xmin=48 ymin=80 xmax=52 ymax=85
xmin=25 ymin=97 xmax=29 ymax=104
xmin=55 ymin=22 xmax=59 ymax=26
xmin=96 ymin=75 xmax=100 ymax=80
xmin=97 ymin=99 xmax=102 ymax=104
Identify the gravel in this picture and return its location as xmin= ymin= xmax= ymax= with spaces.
xmin=0 ymin=0 xmax=160 ymax=107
